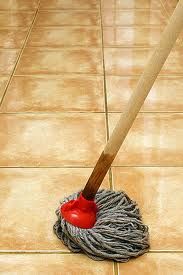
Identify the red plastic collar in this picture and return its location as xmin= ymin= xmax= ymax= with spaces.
xmin=61 ymin=193 xmax=97 ymax=229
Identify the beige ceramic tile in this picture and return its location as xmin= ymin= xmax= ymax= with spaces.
xmin=0 ymin=50 xmax=19 ymax=75
xmin=0 ymin=0 xmax=39 ymax=10
xmin=0 ymin=254 xmax=113 ymax=274
xmin=102 ymin=9 xmax=167 ymax=26
xmin=0 ymin=113 xmax=106 ymax=166
xmin=0 ymin=168 xmax=109 ymax=250
xmin=104 ymin=48 xmax=149 ymax=75
xmin=0 ymin=75 xmax=104 ymax=112
xmin=109 ymin=113 xmax=183 ymax=166
xmin=118 ymin=253 xmax=183 ymax=275
xmin=104 ymin=48 xmax=183 ymax=76
xmin=40 ymin=0 xmax=99 ymax=10
xmin=106 ymin=76 xmax=183 ymax=112
xmin=112 ymin=167 xmax=183 ymax=249
xmin=103 ymin=26 xmax=164 ymax=47
xmin=0 ymin=77 xmax=8 ymax=101
xmin=35 ymin=11 xmax=100 ymax=26
xmin=0 ymin=12 xmax=35 ymax=27
xmin=27 ymin=27 xmax=101 ymax=47
xmin=0 ymin=28 xmax=28 ymax=49
xmin=16 ymin=48 xmax=103 ymax=75
xmin=101 ymin=0 xmax=161 ymax=9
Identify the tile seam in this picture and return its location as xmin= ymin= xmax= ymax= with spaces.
xmin=0 ymin=0 xmax=41 ymax=108
xmin=0 ymin=111 xmax=183 ymax=114
xmin=0 ymin=165 xmax=183 ymax=169
xmin=99 ymin=0 xmax=113 ymax=191
xmin=0 ymin=250 xmax=182 ymax=254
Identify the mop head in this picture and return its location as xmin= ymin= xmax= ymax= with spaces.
xmin=53 ymin=189 xmax=149 ymax=262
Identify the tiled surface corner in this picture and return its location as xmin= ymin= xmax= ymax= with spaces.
xmin=0 ymin=75 xmax=105 ymax=112
xmin=118 ymin=253 xmax=183 ymax=275
xmin=106 ymin=76 xmax=183 ymax=112
xmin=104 ymin=47 xmax=183 ymax=76
xmin=0 ymin=5 xmax=36 ymax=109
xmin=0 ymin=28 xmax=29 ymax=49
xmin=39 ymin=0 xmax=100 ymax=10
xmin=0 ymin=113 xmax=106 ymax=167
xmin=27 ymin=27 xmax=101 ymax=47
xmin=0 ymin=168 xmax=109 ymax=250
xmin=112 ymin=167 xmax=183 ymax=250
xmin=108 ymin=113 xmax=183 ymax=166
xmin=34 ymin=11 xmax=101 ymax=26
xmin=0 ymin=254 xmax=114 ymax=274
xmin=0 ymin=11 xmax=35 ymax=27
xmin=101 ymin=0 xmax=162 ymax=9
xmin=15 ymin=47 xmax=103 ymax=75
xmin=0 ymin=0 xmax=39 ymax=11
xmin=102 ymin=9 xmax=167 ymax=26
xmin=0 ymin=0 xmax=182 ymax=274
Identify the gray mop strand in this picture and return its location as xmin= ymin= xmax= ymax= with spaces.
xmin=53 ymin=189 xmax=149 ymax=262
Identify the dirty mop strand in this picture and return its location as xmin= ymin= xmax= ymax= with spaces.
xmin=53 ymin=189 xmax=149 ymax=262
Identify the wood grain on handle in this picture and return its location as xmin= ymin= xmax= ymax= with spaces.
xmin=82 ymin=0 xmax=183 ymax=200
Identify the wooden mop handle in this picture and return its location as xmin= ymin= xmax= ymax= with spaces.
xmin=83 ymin=0 xmax=183 ymax=200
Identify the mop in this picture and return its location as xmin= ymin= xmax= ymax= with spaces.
xmin=54 ymin=1 xmax=183 ymax=262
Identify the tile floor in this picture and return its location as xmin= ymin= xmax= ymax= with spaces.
xmin=0 ymin=0 xmax=182 ymax=274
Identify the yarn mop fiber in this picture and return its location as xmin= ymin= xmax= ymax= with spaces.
xmin=54 ymin=190 xmax=149 ymax=262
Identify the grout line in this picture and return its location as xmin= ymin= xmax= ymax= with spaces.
xmin=24 ymin=45 xmax=103 ymax=49
xmin=103 ymin=73 xmax=183 ymax=77
xmin=99 ymin=0 xmax=109 ymax=141
xmin=8 ymin=73 xmax=105 ymax=77
xmin=0 ymin=250 xmax=72 ymax=254
xmin=0 ymin=1 xmax=41 ymax=108
xmin=37 ymin=9 xmax=100 ymax=12
xmin=0 ymin=165 xmax=182 ymax=169
xmin=103 ymin=44 xmax=183 ymax=48
xmin=111 ymin=165 xmax=183 ymax=168
xmin=0 ymin=249 xmax=182 ymax=254
xmin=30 ymin=24 xmax=101 ymax=27
xmin=109 ymin=169 xmax=114 ymax=190
xmin=3 ymin=73 xmax=104 ymax=77
xmin=99 ymin=0 xmax=113 ymax=191
xmin=103 ymin=46 xmax=182 ymax=49
xmin=23 ymin=46 xmax=102 ymax=49
xmin=0 ymin=9 xmax=99 ymax=12
xmin=0 ymin=27 xmax=29 ymax=30
xmin=0 ymin=111 xmax=183 ymax=115
xmin=10 ymin=72 xmax=183 ymax=77
xmin=0 ymin=111 xmax=106 ymax=114
xmin=0 ymin=166 xmax=97 ymax=169
xmin=6 ymin=73 xmax=183 ymax=78
xmin=0 ymin=10 xmax=35 ymax=13
xmin=110 ymin=168 xmax=115 ymax=190
xmin=105 ymin=111 xmax=183 ymax=114
xmin=149 ymin=250 xmax=183 ymax=253
xmin=28 ymin=26 xmax=101 ymax=29
xmin=38 ymin=8 xmax=165 ymax=12
xmin=114 ymin=263 xmax=119 ymax=275
xmin=2 ymin=44 xmax=183 ymax=49
xmin=101 ymin=24 xmax=167 ymax=27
